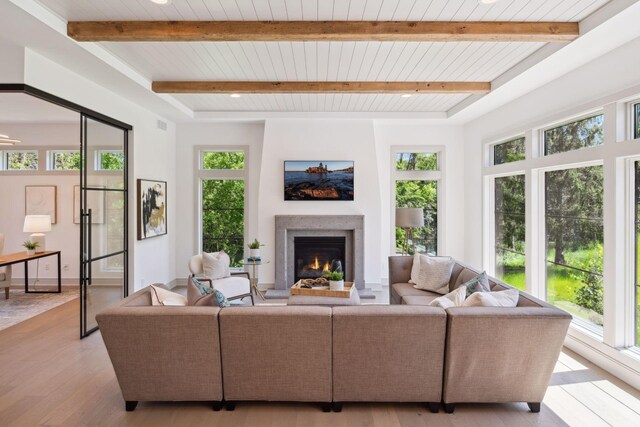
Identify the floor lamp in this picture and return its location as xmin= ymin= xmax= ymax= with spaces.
xmin=396 ymin=208 xmax=424 ymax=256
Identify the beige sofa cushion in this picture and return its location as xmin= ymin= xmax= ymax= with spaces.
xmin=333 ymin=306 xmax=446 ymax=403
xmin=392 ymin=283 xmax=438 ymax=298
xmin=219 ymin=306 xmax=332 ymax=402
xmin=401 ymin=295 xmax=439 ymax=305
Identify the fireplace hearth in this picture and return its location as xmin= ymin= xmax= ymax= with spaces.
xmin=294 ymin=236 xmax=345 ymax=283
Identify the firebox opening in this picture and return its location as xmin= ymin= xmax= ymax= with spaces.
xmin=294 ymin=236 xmax=346 ymax=283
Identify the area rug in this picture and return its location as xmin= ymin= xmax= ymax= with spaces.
xmin=0 ymin=287 xmax=80 ymax=332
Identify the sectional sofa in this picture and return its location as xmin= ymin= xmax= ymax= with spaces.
xmin=96 ymin=256 xmax=571 ymax=414
xmin=390 ymin=256 xmax=572 ymax=413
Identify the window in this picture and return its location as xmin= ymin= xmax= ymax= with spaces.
xmin=202 ymin=151 xmax=244 ymax=170
xmin=96 ymin=150 xmax=124 ymax=171
xmin=50 ymin=150 xmax=80 ymax=170
xmin=545 ymin=165 xmax=604 ymax=331
xmin=395 ymin=180 xmax=438 ymax=255
xmin=395 ymin=153 xmax=438 ymax=171
xmin=635 ymin=161 xmax=640 ymax=345
xmin=198 ymin=150 xmax=246 ymax=267
xmin=393 ymin=149 xmax=441 ymax=256
xmin=5 ymin=150 xmax=38 ymax=170
xmin=544 ymin=114 xmax=604 ymax=156
xmin=494 ymin=175 xmax=525 ymax=290
xmin=493 ymin=137 xmax=525 ymax=165
xmin=634 ymin=103 xmax=640 ymax=140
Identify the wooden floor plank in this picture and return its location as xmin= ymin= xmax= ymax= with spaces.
xmin=1 ymin=298 xmax=639 ymax=427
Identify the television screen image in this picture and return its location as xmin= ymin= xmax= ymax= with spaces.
xmin=284 ymin=161 xmax=354 ymax=201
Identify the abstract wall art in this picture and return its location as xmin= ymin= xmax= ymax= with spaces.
xmin=137 ymin=179 xmax=167 ymax=240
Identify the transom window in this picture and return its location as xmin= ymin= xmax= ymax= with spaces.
xmin=395 ymin=152 xmax=438 ymax=171
xmin=634 ymin=103 xmax=640 ymax=140
xmin=96 ymin=150 xmax=124 ymax=171
xmin=49 ymin=150 xmax=80 ymax=170
xmin=4 ymin=150 xmax=38 ymax=170
xmin=544 ymin=114 xmax=604 ymax=156
xmin=201 ymin=151 xmax=244 ymax=170
xmin=493 ymin=137 xmax=525 ymax=165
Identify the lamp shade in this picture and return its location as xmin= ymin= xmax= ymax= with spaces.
xmin=395 ymin=208 xmax=424 ymax=228
xmin=23 ymin=215 xmax=52 ymax=233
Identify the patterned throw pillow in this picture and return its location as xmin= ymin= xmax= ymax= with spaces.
xmin=191 ymin=277 xmax=230 ymax=308
xmin=460 ymin=271 xmax=491 ymax=298
xmin=410 ymin=253 xmax=454 ymax=295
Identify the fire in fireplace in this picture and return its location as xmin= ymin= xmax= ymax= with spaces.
xmin=294 ymin=236 xmax=346 ymax=283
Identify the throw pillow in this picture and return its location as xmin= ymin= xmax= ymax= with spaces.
xmin=202 ymin=250 xmax=230 ymax=280
xmin=411 ymin=254 xmax=454 ymax=295
xmin=188 ymin=277 xmax=230 ymax=308
xmin=463 ymin=288 xmax=519 ymax=307
xmin=149 ymin=285 xmax=188 ymax=306
xmin=429 ymin=286 xmax=467 ymax=309
xmin=459 ymin=271 xmax=491 ymax=297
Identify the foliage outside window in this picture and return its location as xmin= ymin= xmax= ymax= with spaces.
xmin=634 ymin=103 xmax=640 ymax=140
xmin=97 ymin=150 xmax=124 ymax=171
xmin=51 ymin=151 xmax=80 ymax=170
xmin=202 ymin=179 xmax=244 ymax=267
xmin=544 ymin=114 xmax=604 ymax=156
xmin=493 ymin=137 xmax=525 ymax=165
xmin=202 ymin=151 xmax=244 ymax=170
xmin=395 ymin=180 xmax=437 ymax=256
xmin=106 ymin=191 xmax=125 ymax=271
xmin=494 ymin=175 xmax=525 ymax=290
xmin=5 ymin=151 xmax=38 ymax=170
xmin=395 ymin=153 xmax=438 ymax=171
xmin=545 ymin=165 xmax=604 ymax=330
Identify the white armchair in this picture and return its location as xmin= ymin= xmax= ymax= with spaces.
xmin=0 ymin=233 xmax=12 ymax=299
xmin=188 ymin=254 xmax=254 ymax=305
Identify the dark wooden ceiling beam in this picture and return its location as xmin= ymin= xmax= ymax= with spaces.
xmin=68 ymin=21 xmax=579 ymax=43
xmin=151 ymin=81 xmax=491 ymax=94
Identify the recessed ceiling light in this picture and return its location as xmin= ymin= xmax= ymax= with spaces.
xmin=479 ymin=0 xmax=498 ymax=4
xmin=401 ymin=94 xmax=412 ymax=98
xmin=230 ymin=94 xmax=241 ymax=98
xmin=150 ymin=0 xmax=172 ymax=5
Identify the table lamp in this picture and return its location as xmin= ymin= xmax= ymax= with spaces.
xmin=395 ymin=208 xmax=424 ymax=256
xmin=23 ymin=215 xmax=51 ymax=253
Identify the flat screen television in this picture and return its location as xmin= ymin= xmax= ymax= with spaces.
xmin=284 ymin=161 xmax=354 ymax=201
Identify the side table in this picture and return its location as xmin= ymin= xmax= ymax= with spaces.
xmin=239 ymin=259 xmax=269 ymax=301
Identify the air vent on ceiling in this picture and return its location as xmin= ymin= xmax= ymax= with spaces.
xmin=157 ymin=119 xmax=167 ymax=131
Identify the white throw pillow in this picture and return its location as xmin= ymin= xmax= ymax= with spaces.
xmin=149 ymin=285 xmax=188 ymax=306
xmin=463 ymin=288 xmax=519 ymax=307
xmin=429 ymin=286 xmax=467 ymax=309
xmin=411 ymin=254 xmax=454 ymax=295
xmin=202 ymin=250 xmax=230 ymax=280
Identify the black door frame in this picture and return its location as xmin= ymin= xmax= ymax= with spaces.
xmin=0 ymin=84 xmax=132 ymax=338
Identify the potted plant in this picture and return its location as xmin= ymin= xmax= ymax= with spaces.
xmin=324 ymin=270 xmax=344 ymax=291
xmin=247 ymin=238 xmax=263 ymax=260
xmin=23 ymin=240 xmax=39 ymax=256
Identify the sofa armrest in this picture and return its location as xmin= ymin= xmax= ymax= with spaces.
xmin=443 ymin=306 xmax=571 ymax=404
xmin=96 ymin=305 xmax=223 ymax=402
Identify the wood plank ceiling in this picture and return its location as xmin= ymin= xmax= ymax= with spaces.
xmin=38 ymin=0 xmax=611 ymax=113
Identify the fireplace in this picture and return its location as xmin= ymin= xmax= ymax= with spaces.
xmin=294 ymin=236 xmax=346 ymax=283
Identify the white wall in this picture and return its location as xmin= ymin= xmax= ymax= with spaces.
xmin=175 ymin=119 xmax=466 ymax=287
xmin=0 ymin=124 xmax=80 ymax=280
xmin=16 ymin=49 xmax=178 ymax=290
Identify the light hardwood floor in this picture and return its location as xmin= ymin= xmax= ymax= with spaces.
xmin=1 ymin=299 xmax=639 ymax=427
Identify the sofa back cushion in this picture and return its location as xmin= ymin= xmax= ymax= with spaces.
xmin=332 ymin=305 xmax=446 ymax=403
xmin=219 ymin=306 xmax=332 ymax=402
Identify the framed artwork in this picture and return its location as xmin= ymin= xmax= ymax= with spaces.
xmin=284 ymin=161 xmax=354 ymax=201
xmin=137 ymin=179 xmax=167 ymax=240
xmin=25 ymin=185 xmax=57 ymax=224
xmin=73 ymin=186 xmax=105 ymax=224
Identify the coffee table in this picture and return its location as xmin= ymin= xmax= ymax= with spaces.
xmin=287 ymin=286 xmax=361 ymax=306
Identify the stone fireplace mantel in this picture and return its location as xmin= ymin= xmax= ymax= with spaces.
xmin=266 ymin=215 xmax=372 ymax=299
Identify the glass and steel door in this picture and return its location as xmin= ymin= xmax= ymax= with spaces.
xmin=80 ymin=114 xmax=128 ymax=338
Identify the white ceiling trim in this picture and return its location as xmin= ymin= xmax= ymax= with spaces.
xmin=193 ymin=110 xmax=448 ymax=121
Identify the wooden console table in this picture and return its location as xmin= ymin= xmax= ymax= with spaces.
xmin=0 ymin=251 xmax=62 ymax=294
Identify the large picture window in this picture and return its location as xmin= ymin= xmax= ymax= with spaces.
xmin=635 ymin=161 xmax=640 ymax=346
xmin=494 ymin=174 xmax=525 ymax=290
xmin=199 ymin=150 xmax=246 ymax=267
xmin=545 ymin=165 xmax=604 ymax=331
xmin=544 ymin=114 xmax=604 ymax=156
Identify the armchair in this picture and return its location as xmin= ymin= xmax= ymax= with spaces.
xmin=188 ymin=254 xmax=254 ymax=305
xmin=0 ymin=233 xmax=12 ymax=299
